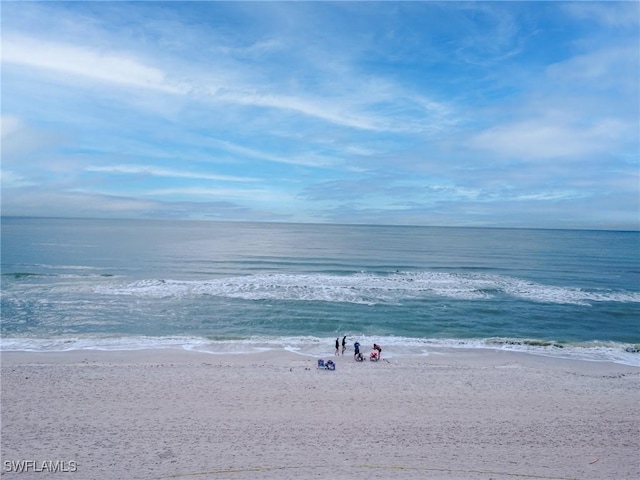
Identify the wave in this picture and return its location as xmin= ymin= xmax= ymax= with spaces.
xmin=93 ymin=271 xmax=640 ymax=306
xmin=3 ymin=271 xmax=116 ymax=280
xmin=1 ymin=335 xmax=638 ymax=366
xmin=2 ymin=272 xmax=53 ymax=279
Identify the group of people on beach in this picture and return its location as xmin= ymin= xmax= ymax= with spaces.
xmin=335 ymin=336 xmax=382 ymax=362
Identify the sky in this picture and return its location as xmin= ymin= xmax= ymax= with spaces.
xmin=1 ymin=1 xmax=639 ymax=230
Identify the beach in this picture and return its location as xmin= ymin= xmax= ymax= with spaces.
xmin=1 ymin=349 xmax=638 ymax=480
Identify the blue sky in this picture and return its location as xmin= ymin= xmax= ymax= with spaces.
xmin=2 ymin=1 xmax=638 ymax=229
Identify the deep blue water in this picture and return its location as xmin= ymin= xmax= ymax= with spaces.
xmin=1 ymin=217 xmax=639 ymax=364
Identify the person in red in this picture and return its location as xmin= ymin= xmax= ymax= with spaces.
xmin=373 ymin=343 xmax=382 ymax=359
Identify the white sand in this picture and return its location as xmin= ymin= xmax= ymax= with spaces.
xmin=1 ymin=349 xmax=638 ymax=480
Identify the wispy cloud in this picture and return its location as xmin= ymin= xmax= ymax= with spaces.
xmin=85 ymin=165 xmax=259 ymax=183
xmin=1 ymin=2 xmax=638 ymax=229
xmin=563 ymin=2 xmax=640 ymax=28
xmin=2 ymin=35 xmax=186 ymax=94
xmin=471 ymin=117 xmax=630 ymax=161
xmin=142 ymin=187 xmax=292 ymax=203
xmin=1 ymin=115 xmax=23 ymax=138
xmin=2 ymin=33 xmax=432 ymax=134
xmin=0 ymin=170 xmax=37 ymax=188
xmin=207 ymin=138 xmax=337 ymax=168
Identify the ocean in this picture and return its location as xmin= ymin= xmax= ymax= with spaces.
xmin=1 ymin=217 xmax=639 ymax=365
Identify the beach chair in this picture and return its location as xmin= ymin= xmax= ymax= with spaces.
xmin=370 ymin=351 xmax=379 ymax=361
xmin=317 ymin=359 xmax=336 ymax=370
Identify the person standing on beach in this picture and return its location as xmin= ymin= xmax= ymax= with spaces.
xmin=341 ymin=336 xmax=347 ymax=355
xmin=335 ymin=338 xmax=340 ymax=356
xmin=373 ymin=343 xmax=382 ymax=359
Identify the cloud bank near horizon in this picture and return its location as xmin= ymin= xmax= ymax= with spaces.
xmin=1 ymin=1 xmax=638 ymax=229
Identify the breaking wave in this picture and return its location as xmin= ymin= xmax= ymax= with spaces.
xmin=94 ymin=271 xmax=640 ymax=306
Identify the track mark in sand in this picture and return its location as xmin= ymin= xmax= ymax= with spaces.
xmin=159 ymin=464 xmax=582 ymax=479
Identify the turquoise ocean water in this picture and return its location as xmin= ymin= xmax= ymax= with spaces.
xmin=1 ymin=217 xmax=639 ymax=365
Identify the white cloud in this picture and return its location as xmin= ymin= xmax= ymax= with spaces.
xmin=0 ymin=115 xmax=65 ymax=166
xmin=85 ymin=165 xmax=258 ymax=183
xmin=208 ymin=138 xmax=337 ymax=168
xmin=1 ymin=3 xmax=637 ymax=228
xmin=1 ymin=189 xmax=160 ymax=217
xmin=1 ymin=115 xmax=23 ymax=138
xmin=471 ymin=118 xmax=630 ymax=161
xmin=1 ymin=35 xmax=427 ymax=133
xmin=217 ymin=90 xmax=386 ymax=132
xmin=511 ymin=191 xmax=582 ymax=202
xmin=546 ymin=43 xmax=639 ymax=91
xmin=1 ymin=35 xmax=186 ymax=94
xmin=0 ymin=170 xmax=38 ymax=188
xmin=143 ymin=187 xmax=291 ymax=203
xmin=563 ymin=2 xmax=640 ymax=28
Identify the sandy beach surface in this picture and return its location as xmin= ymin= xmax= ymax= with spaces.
xmin=1 ymin=348 xmax=638 ymax=480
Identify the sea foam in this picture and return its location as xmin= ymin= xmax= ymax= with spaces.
xmin=93 ymin=271 xmax=640 ymax=306
xmin=2 ymin=335 xmax=638 ymax=366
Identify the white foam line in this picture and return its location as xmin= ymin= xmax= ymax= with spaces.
xmin=2 ymin=336 xmax=638 ymax=366
xmin=92 ymin=272 xmax=640 ymax=306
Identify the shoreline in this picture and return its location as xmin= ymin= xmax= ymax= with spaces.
xmin=2 ymin=349 xmax=639 ymax=479
xmin=1 ymin=345 xmax=639 ymax=371
xmin=2 ymin=334 xmax=639 ymax=367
